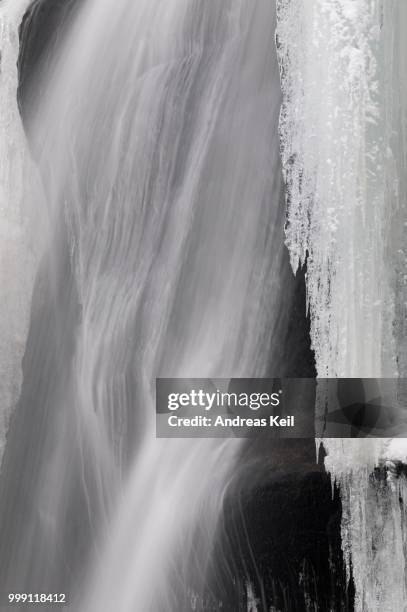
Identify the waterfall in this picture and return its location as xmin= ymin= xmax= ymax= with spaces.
xmin=0 ymin=1 xmax=292 ymax=609
xmin=1 ymin=0 xmax=405 ymax=608
xmin=0 ymin=0 xmax=39 ymax=462
xmin=276 ymin=1 xmax=407 ymax=609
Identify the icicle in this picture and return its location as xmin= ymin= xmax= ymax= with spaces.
xmin=276 ymin=0 xmax=407 ymax=609
xmin=276 ymin=0 xmax=402 ymax=377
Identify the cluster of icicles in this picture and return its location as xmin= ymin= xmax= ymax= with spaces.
xmin=277 ymin=1 xmax=407 ymax=610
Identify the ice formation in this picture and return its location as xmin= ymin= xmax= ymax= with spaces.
xmin=276 ymin=0 xmax=407 ymax=378
xmin=277 ymin=1 xmax=407 ymax=609
xmin=0 ymin=0 xmax=37 ymax=463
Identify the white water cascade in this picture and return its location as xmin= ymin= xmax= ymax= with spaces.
xmin=4 ymin=1 xmax=289 ymax=610
xmin=277 ymin=1 xmax=407 ymax=610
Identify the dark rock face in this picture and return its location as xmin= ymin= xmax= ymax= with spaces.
xmin=18 ymin=0 xmax=81 ymax=126
xmin=5 ymin=2 xmax=353 ymax=609
xmin=282 ymin=260 xmax=317 ymax=378
xmin=210 ymin=470 xmax=353 ymax=611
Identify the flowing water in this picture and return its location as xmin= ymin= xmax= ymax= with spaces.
xmin=0 ymin=1 xmax=297 ymax=610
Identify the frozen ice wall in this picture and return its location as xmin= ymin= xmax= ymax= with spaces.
xmin=324 ymin=443 xmax=407 ymax=611
xmin=0 ymin=0 xmax=37 ymax=462
xmin=276 ymin=0 xmax=406 ymax=378
xmin=276 ymin=1 xmax=407 ymax=609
